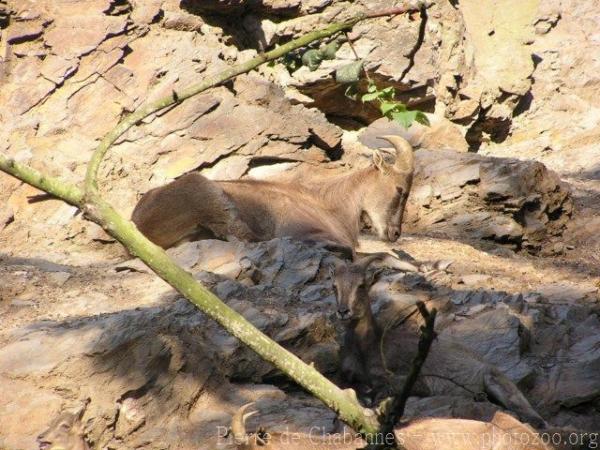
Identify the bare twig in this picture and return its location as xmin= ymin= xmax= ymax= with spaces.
xmin=392 ymin=301 xmax=437 ymax=421
xmin=399 ymin=5 xmax=428 ymax=83
xmin=343 ymin=30 xmax=372 ymax=84
xmin=372 ymin=301 xmax=437 ymax=449
xmin=365 ymin=6 xmax=420 ymax=20
xmin=344 ymin=31 xmax=361 ymax=60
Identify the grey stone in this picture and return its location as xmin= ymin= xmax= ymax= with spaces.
xmin=535 ymin=282 xmax=598 ymax=304
xmin=400 ymin=149 xmax=572 ymax=254
xmin=536 ymin=316 xmax=600 ymax=408
xmin=162 ymin=11 xmax=204 ymax=31
xmin=442 ymin=309 xmax=533 ymax=383
xmin=299 ymin=284 xmax=332 ymax=303
xmin=166 ymin=242 xmax=202 ymax=270
xmin=273 ymin=313 xmax=319 ymax=342
xmin=0 ymin=256 xmax=73 ymax=273
xmin=214 ymin=279 xmax=244 ymax=299
xmin=229 ymin=300 xmax=272 ymax=330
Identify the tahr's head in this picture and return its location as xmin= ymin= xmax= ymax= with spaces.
xmin=364 ymin=135 xmax=415 ymax=243
xmin=331 ymin=254 xmax=389 ymax=323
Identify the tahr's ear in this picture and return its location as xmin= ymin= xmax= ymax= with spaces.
xmin=372 ymin=149 xmax=388 ymax=173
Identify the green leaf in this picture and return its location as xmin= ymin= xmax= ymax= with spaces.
xmin=336 ymin=60 xmax=364 ymax=84
xmin=380 ymin=101 xmax=400 ymax=116
xmin=415 ymin=111 xmax=431 ymax=126
xmin=380 ymin=86 xmax=396 ymax=100
xmin=302 ymin=49 xmax=324 ymax=71
xmin=391 ymin=110 xmax=418 ymax=129
xmin=361 ymin=92 xmax=381 ymax=103
xmin=367 ymin=81 xmax=378 ymax=93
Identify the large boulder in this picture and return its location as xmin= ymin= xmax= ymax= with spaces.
xmin=404 ymin=149 xmax=573 ymax=253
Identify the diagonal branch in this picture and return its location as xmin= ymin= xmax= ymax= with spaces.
xmin=2 ymin=4 xmax=423 ymax=441
xmin=0 ymin=153 xmax=381 ymax=435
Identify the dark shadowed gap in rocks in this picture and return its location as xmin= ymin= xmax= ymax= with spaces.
xmin=465 ymin=91 xmax=517 ymax=150
xmin=464 ymin=112 xmax=512 ymax=152
xmin=179 ymin=1 xmax=299 ymax=52
xmin=180 ymin=0 xmax=302 ymax=19
xmin=104 ymin=0 xmax=133 ymax=16
xmin=307 ymin=134 xmax=344 ymax=160
xmin=182 ymin=11 xmax=253 ymax=50
xmin=117 ymin=44 xmax=134 ymax=65
xmin=246 ymin=156 xmax=304 ymax=174
xmin=511 ymin=54 xmax=543 ymax=119
xmin=512 ymin=91 xmax=534 ymax=118
xmin=0 ymin=2 xmax=8 ymax=28
xmin=313 ymin=80 xmax=436 ymax=131
xmin=531 ymin=53 xmax=543 ymax=68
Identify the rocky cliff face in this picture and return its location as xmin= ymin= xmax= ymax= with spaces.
xmin=1 ymin=1 xmax=599 ymax=449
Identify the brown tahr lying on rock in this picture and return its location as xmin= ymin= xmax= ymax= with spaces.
xmin=230 ymin=403 xmax=552 ymax=450
xmin=332 ymin=254 xmax=546 ymax=429
xmin=131 ymin=136 xmax=414 ymax=257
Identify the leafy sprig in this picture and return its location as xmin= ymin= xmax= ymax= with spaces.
xmin=360 ymin=81 xmax=430 ymax=129
xmin=273 ymin=32 xmax=429 ymax=129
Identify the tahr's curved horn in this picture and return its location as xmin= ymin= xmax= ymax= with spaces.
xmin=231 ymin=402 xmax=258 ymax=443
xmin=379 ymin=135 xmax=414 ymax=175
xmin=355 ymin=252 xmax=420 ymax=273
